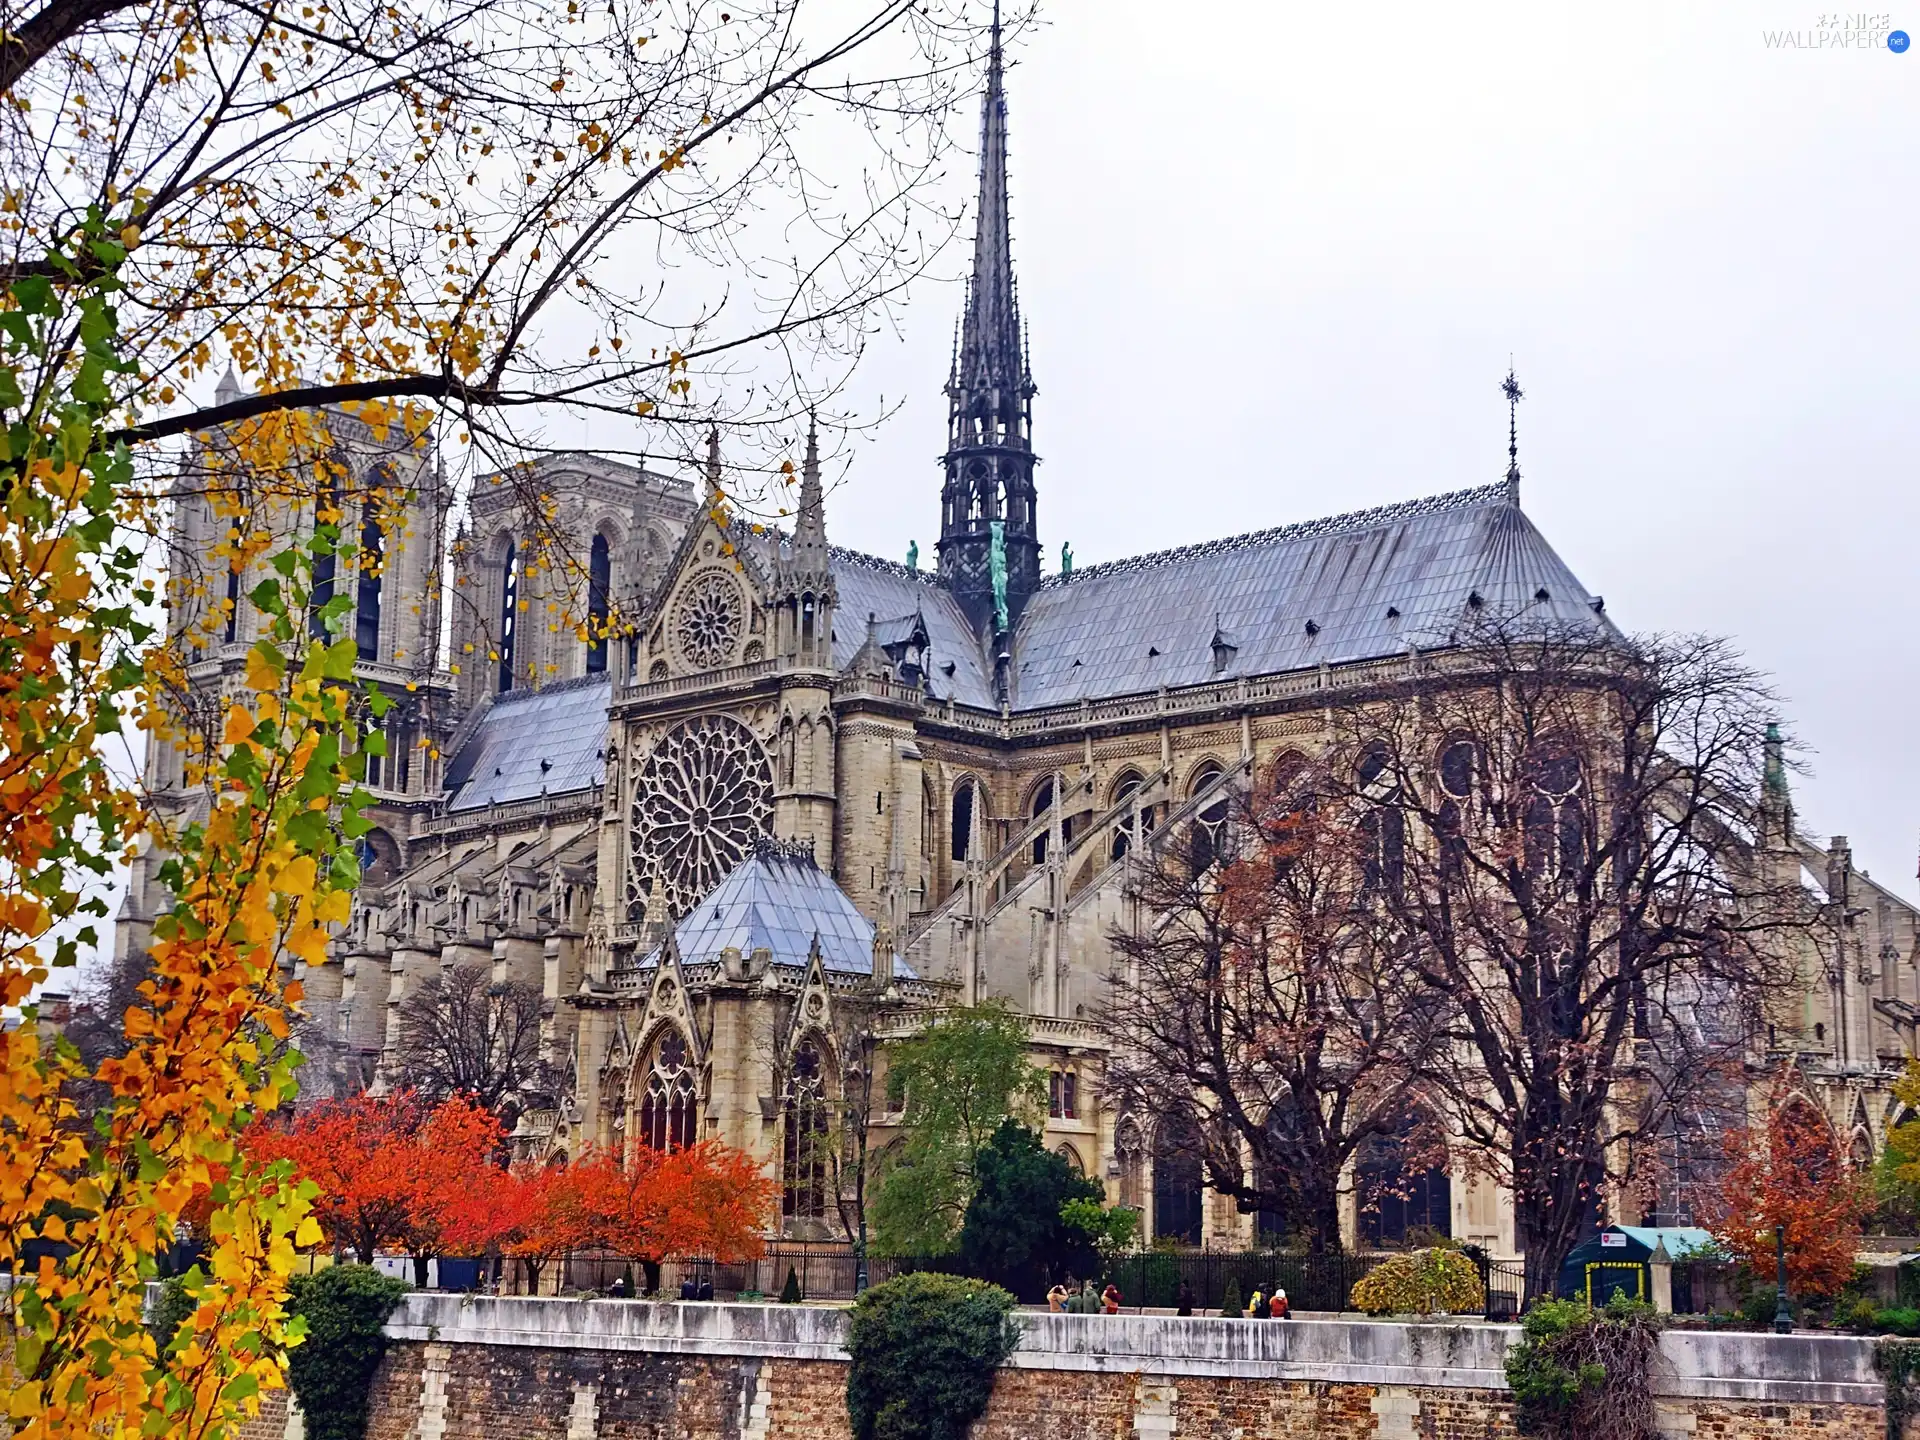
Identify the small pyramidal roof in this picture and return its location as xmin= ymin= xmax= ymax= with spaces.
xmin=657 ymin=836 xmax=914 ymax=978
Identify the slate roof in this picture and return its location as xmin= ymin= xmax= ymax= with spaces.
xmin=654 ymin=838 xmax=915 ymax=977
xmin=444 ymin=674 xmax=611 ymax=811
xmin=1005 ymin=481 xmax=1607 ymax=708
xmin=829 ymin=549 xmax=996 ymax=707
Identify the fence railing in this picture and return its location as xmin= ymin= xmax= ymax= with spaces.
xmin=438 ymin=1243 xmax=1709 ymax=1318
xmin=556 ymin=1245 xmax=1468 ymax=1313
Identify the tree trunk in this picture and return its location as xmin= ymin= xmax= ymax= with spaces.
xmin=1307 ymin=1188 xmax=1344 ymax=1256
xmin=413 ymin=1253 xmax=431 ymax=1289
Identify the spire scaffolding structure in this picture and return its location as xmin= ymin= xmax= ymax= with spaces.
xmin=937 ymin=3 xmax=1040 ymax=636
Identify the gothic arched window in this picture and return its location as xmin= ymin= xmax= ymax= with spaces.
xmin=224 ymin=561 xmax=241 ymax=644
xmin=1186 ymin=762 xmax=1229 ymax=875
xmin=639 ymin=1030 xmax=697 ymax=1152
xmin=1109 ymin=770 xmax=1155 ymax=861
xmin=586 ymin=533 xmax=611 ymax=674
xmin=782 ymin=1041 xmax=829 ymax=1220
xmin=1357 ymin=1111 xmax=1451 ymax=1248
xmin=355 ymin=514 xmax=384 ymax=661
xmin=1436 ymin=736 xmax=1480 ymax=886
xmin=310 ymin=464 xmax=343 ymax=641
xmin=1029 ymin=777 xmax=1054 ymax=863
xmin=1524 ymin=742 xmax=1585 ymax=878
xmin=1356 ymin=743 xmax=1406 ymax=895
xmin=1151 ymin=1113 xmax=1205 ymax=1246
xmin=951 ymin=778 xmax=976 ymax=864
xmin=497 ymin=538 xmax=518 ymax=694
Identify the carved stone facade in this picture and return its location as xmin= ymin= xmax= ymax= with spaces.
xmin=120 ymin=19 xmax=1919 ymax=1258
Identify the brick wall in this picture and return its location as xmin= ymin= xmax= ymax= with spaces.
xmin=357 ymin=1348 xmax=1889 ymax=1440
xmin=353 ymin=1299 xmax=1890 ymax=1440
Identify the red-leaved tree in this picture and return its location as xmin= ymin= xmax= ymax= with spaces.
xmin=446 ymin=1142 xmax=776 ymax=1294
xmin=1710 ymin=1085 xmax=1869 ymax=1300
xmin=248 ymin=1091 xmax=502 ymax=1278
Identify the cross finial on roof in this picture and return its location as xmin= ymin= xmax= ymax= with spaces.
xmin=1502 ymin=362 xmax=1524 ymax=501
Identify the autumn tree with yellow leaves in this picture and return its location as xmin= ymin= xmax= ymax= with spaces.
xmin=0 ymin=1 xmax=1000 ymax=1433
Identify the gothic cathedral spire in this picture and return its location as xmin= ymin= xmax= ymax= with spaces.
xmin=937 ymin=5 xmax=1039 ymax=636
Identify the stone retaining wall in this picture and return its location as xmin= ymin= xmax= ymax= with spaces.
xmin=247 ymin=1297 xmax=1899 ymax=1439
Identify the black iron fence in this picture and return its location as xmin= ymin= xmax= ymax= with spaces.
xmin=452 ymin=1242 xmax=1594 ymax=1316
xmin=1102 ymin=1250 xmax=1384 ymax=1314
xmin=1480 ymin=1258 xmax=1526 ymax=1321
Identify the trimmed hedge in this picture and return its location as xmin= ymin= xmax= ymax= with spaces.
xmin=845 ymin=1272 xmax=1018 ymax=1440
xmin=285 ymin=1264 xmax=410 ymax=1440
xmin=1348 ymin=1247 xmax=1484 ymax=1316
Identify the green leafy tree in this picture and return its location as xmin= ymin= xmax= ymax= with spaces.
xmin=871 ymin=1005 xmax=1044 ymax=1255
xmin=958 ymin=1122 xmax=1103 ymax=1299
xmin=845 ymin=1273 xmax=1018 ymax=1440
xmin=1060 ymin=1197 xmax=1141 ymax=1277
xmin=1875 ymin=1060 xmax=1920 ymax=1230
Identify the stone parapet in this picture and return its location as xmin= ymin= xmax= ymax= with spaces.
xmin=384 ymin=1295 xmax=1884 ymax=1406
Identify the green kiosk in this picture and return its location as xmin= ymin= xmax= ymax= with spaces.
xmin=1556 ymin=1226 xmax=1716 ymax=1309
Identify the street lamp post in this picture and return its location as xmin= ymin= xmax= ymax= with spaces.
xmin=856 ymin=1217 xmax=869 ymax=1295
xmin=1773 ymin=1223 xmax=1792 ymax=1334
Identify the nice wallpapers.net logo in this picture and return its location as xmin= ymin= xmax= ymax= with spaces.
xmin=1762 ymin=12 xmax=1911 ymax=48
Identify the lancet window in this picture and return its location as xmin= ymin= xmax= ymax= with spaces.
xmin=782 ymin=1040 xmax=830 ymax=1220
xmin=638 ymin=1030 xmax=697 ymax=1152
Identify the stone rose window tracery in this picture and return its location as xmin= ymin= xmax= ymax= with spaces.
xmin=673 ymin=571 xmax=745 ymax=671
xmin=630 ymin=714 xmax=773 ymax=919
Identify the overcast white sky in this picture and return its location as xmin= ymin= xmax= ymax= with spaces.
xmin=818 ymin=1 xmax=1920 ymax=900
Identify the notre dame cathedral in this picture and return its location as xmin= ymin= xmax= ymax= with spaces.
xmin=118 ymin=22 xmax=1920 ymax=1256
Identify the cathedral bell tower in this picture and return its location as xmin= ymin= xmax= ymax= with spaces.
xmin=937 ymin=8 xmax=1040 ymax=639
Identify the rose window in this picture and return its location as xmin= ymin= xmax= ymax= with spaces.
xmin=630 ymin=714 xmax=772 ymax=918
xmin=673 ymin=571 xmax=745 ymax=670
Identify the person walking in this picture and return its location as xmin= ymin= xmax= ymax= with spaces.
xmin=1270 ymin=1288 xmax=1290 ymax=1320
xmin=1175 ymin=1281 xmax=1195 ymax=1317
xmin=1101 ymin=1282 xmax=1122 ymax=1315
xmin=1248 ymin=1286 xmax=1266 ymax=1319
xmin=1048 ymin=1282 xmax=1069 ymax=1313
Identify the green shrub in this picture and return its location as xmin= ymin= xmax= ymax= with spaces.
xmin=1739 ymin=1285 xmax=1783 ymax=1327
xmin=1505 ymin=1294 xmax=1664 ymax=1440
xmin=1348 ymin=1248 xmax=1485 ymax=1316
xmin=285 ymin=1264 xmax=410 ymax=1440
xmin=780 ymin=1266 xmax=803 ymax=1304
xmin=149 ymin=1272 xmax=196 ymax=1358
xmin=845 ymin=1272 xmax=1018 ymax=1440
xmin=1877 ymin=1307 xmax=1920 ymax=1337
xmin=1841 ymin=1295 xmax=1881 ymax=1333
xmin=1219 ymin=1278 xmax=1242 ymax=1319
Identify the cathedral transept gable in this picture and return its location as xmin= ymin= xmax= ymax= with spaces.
xmin=637 ymin=951 xmax=704 ymax=1072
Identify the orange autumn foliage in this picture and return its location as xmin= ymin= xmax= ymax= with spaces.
xmin=447 ymin=1142 xmax=775 ymax=1277
xmin=1710 ymin=1090 xmax=1870 ymax=1299
xmin=248 ymin=1092 xmax=502 ymax=1264
xmin=557 ymin=1143 xmax=777 ymax=1264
